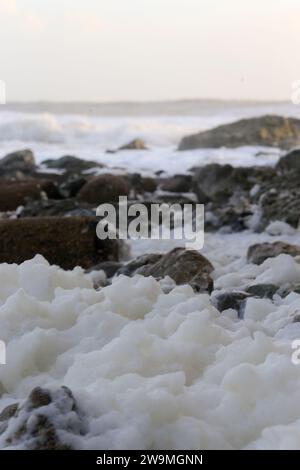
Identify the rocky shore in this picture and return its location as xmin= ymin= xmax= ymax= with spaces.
xmin=1 ymin=114 xmax=300 ymax=449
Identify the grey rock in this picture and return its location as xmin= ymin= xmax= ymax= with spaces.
xmin=42 ymin=155 xmax=103 ymax=173
xmin=178 ymin=115 xmax=300 ymax=150
xmin=78 ymin=173 xmax=130 ymax=205
xmin=246 ymin=284 xmax=279 ymax=299
xmin=120 ymin=248 xmax=214 ymax=293
xmin=247 ymin=241 xmax=300 ymax=265
xmin=213 ymin=291 xmax=250 ymax=318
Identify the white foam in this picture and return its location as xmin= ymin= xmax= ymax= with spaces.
xmin=1 ymin=230 xmax=300 ymax=449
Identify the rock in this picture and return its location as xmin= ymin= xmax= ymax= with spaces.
xmin=246 ymin=284 xmax=279 ymax=299
xmin=0 ymin=180 xmax=60 ymax=211
xmin=212 ymin=291 xmax=250 ymax=317
xmin=78 ymin=173 xmax=130 ymax=205
xmin=119 ymin=248 xmax=214 ymax=293
xmin=42 ymin=155 xmax=103 ymax=173
xmin=160 ymin=174 xmax=193 ymax=193
xmin=276 ymin=149 xmax=300 ymax=173
xmin=19 ymin=198 xmax=94 ymax=218
xmin=128 ymin=174 xmax=157 ymax=194
xmin=193 ymin=163 xmax=274 ymax=203
xmin=87 ymin=261 xmax=123 ymax=278
xmin=258 ymin=188 xmax=300 ymax=229
xmin=59 ymin=176 xmax=87 ymax=198
xmin=0 ymin=149 xmax=36 ymax=178
xmin=118 ymin=253 xmax=163 ymax=277
xmin=247 ymin=241 xmax=300 ymax=265
xmin=0 ymin=386 xmax=85 ymax=449
xmin=118 ymin=139 xmax=148 ymax=151
xmin=178 ymin=115 xmax=300 ymax=150
xmin=0 ymin=217 xmax=119 ymax=269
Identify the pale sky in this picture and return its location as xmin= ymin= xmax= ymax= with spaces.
xmin=0 ymin=0 xmax=299 ymax=102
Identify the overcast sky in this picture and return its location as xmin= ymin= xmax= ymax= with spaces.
xmin=0 ymin=0 xmax=299 ymax=102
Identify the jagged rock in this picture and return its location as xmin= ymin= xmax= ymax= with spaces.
xmin=178 ymin=115 xmax=300 ymax=150
xmin=78 ymin=174 xmax=130 ymax=205
xmin=0 ymin=180 xmax=60 ymax=211
xmin=42 ymin=155 xmax=103 ymax=173
xmin=247 ymin=241 xmax=300 ymax=265
xmin=0 ymin=217 xmax=120 ymax=269
xmin=0 ymin=386 xmax=85 ymax=450
xmin=0 ymin=149 xmax=36 ymax=178
xmin=119 ymin=248 xmax=214 ymax=293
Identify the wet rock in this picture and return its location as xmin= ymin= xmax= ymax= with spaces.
xmin=59 ymin=176 xmax=87 ymax=198
xmin=193 ymin=164 xmax=274 ymax=203
xmin=118 ymin=253 xmax=163 ymax=277
xmin=0 ymin=149 xmax=36 ymax=178
xmin=258 ymin=188 xmax=300 ymax=229
xmin=247 ymin=241 xmax=300 ymax=265
xmin=19 ymin=198 xmax=94 ymax=218
xmin=78 ymin=173 xmax=130 ymax=205
xmin=42 ymin=155 xmax=103 ymax=173
xmin=120 ymin=248 xmax=214 ymax=293
xmin=276 ymin=149 xmax=300 ymax=173
xmin=0 ymin=217 xmax=120 ymax=269
xmin=178 ymin=115 xmax=300 ymax=150
xmin=213 ymin=291 xmax=250 ymax=318
xmin=0 ymin=180 xmax=60 ymax=211
xmin=128 ymin=174 xmax=157 ymax=195
xmin=118 ymin=139 xmax=148 ymax=151
xmin=246 ymin=284 xmax=279 ymax=299
xmin=87 ymin=261 xmax=123 ymax=278
xmin=160 ymin=174 xmax=193 ymax=193
xmin=0 ymin=386 xmax=85 ymax=450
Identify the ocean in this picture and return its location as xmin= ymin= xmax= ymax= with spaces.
xmin=1 ymin=99 xmax=300 ymax=175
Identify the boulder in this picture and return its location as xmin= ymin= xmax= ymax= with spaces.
xmin=160 ymin=174 xmax=193 ymax=193
xmin=118 ymin=139 xmax=148 ymax=151
xmin=0 ymin=180 xmax=60 ymax=212
xmin=178 ymin=115 xmax=300 ymax=150
xmin=0 ymin=217 xmax=119 ymax=269
xmin=78 ymin=173 xmax=130 ymax=205
xmin=119 ymin=248 xmax=214 ymax=293
xmin=258 ymin=188 xmax=300 ymax=230
xmin=128 ymin=174 xmax=157 ymax=194
xmin=247 ymin=241 xmax=300 ymax=265
xmin=276 ymin=149 xmax=300 ymax=173
xmin=0 ymin=149 xmax=36 ymax=178
xmin=0 ymin=386 xmax=85 ymax=449
xmin=42 ymin=155 xmax=103 ymax=173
